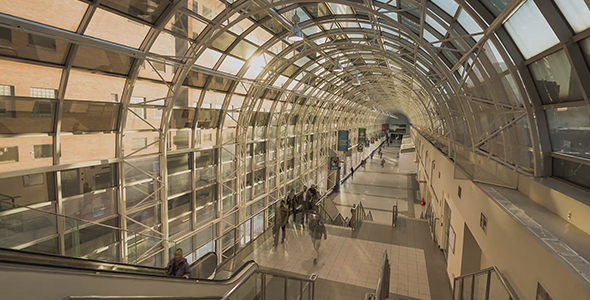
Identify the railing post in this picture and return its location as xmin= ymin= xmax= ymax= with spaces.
xmin=261 ymin=273 xmax=266 ymax=300
xmin=392 ymin=204 xmax=398 ymax=227
xmin=284 ymin=274 xmax=288 ymax=300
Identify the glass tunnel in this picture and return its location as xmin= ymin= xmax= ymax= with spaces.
xmin=0 ymin=0 xmax=590 ymax=268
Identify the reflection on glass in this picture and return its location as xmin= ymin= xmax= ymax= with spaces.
xmin=61 ymin=101 xmax=119 ymax=132
xmin=0 ymin=98 xmax=55 ymax=134
xmin=529 ymin=50 xmax=583 ymax=104
xmin=546 ymin=106 xmax=590 ymax=159
xmin=553 ymin=157 xmax=590 ymax=190
xmin=554 ymin=0 xmax=590 ymax=33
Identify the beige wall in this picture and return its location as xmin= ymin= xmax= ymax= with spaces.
xmin=414 ymin=133 xmax=590 ymax=300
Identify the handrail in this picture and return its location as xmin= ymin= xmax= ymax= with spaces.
xmin=64 ymin=297 xmax=221 ymax=300
xmin=453 ymin=266 xmax=519 ymax=300
xmin=375 ymin=250 xmax=390 ymax=300
xmin=221 ymin=267 xmax=316 ymax=300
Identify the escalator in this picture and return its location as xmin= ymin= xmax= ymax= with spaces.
xmin=0 ymin=246 xmax=316 ymax=300
xmin=0 ymin=247 xmax=256 ymax=300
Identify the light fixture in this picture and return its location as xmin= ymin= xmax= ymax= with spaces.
xmin=365 ymin=95 xmax=370 ymax=101
xmin=352 ymin=77 xmax=361 ymax=86
xmin=391 ymin=114 xmax=399 ymax=119
xmin=334 ymin=61 xmax=343 ymax=72
xmin=288 ymin=13 xmax=303 ymax=42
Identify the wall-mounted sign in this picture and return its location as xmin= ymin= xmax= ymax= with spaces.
xmin=365 ymin=140 xmax=370 ymax=148
xmin=370 ymin=138 xmax=375 ymax=144
xmin=337 ymin=130 xmax=349 ymax=151
xmin=330 ymin=157 xmax=339 ymax=170
xmin=357 ymin=143 xmax=363 ymax=152
xmin=382 ymin=124 xmax=387 ymax=131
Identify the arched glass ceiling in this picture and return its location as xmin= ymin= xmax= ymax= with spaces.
xmin=1 ymin=0 xmax=590 ymax=182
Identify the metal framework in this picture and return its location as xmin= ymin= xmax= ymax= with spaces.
xmin=1 ymin=0 xmax=590 ymax=266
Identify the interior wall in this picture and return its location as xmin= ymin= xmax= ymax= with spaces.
xmin=414 ymin=132 xmax=590 ymax=300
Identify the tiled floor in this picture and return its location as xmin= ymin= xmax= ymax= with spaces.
xmin=241 ymin=140 xmax=453 ymax=300
xmin=334 ymin=140 xmax=423 ymax=223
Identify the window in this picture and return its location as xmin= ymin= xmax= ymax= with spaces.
xmin=152 ymin=61 xmax=166 ymax=73
xmin=458 ymin=186 xmax=462 ymax=198
xmin=480 ymin=213 xmax=488 ymax=233
xmin=0 ymin=27 xmax=11 ymax=42
xmin=30 ymin=87 xmax=57 ymax=99
xmin=27 ymin=34 xmax=56 ymax=50
xmin=529 ymin=50 xmax=583 ymax=104
xmin=130 ymin=96 xmax=146 ymax=119
xmin=204 ymin=133 xmax=212 ymax=141
xmin=192 ymin=1 xmax=198 ymax=12
xmin=132 ymin=138 xmax=148 ymax=151
xmin=553 ymin=157 xmax=590 ymax=190
xmin=32 ymin=101 xmax=54 ymax=117
xmin=481 ymin=0 xmax=511 ymax=16
xmin=546 ymin=106 xmax=590 ymax=159
xmin=34 ymin=144 xmax=53 ymax=159
xmin=110 ymin=93 xmax=118 ymax=102
xmin=554 ymin=0 xmax=590 ymax=33
xmin=202 ymin=6 xmax=212 ymax=19
xmin=504 ymin=0 xmax=559 ymax=59
xmin=0 ymin=84 xmax=14 ymax=96
xmin=0 ymin=146 xmax=18 ymax=163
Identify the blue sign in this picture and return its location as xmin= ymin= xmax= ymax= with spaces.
xmin=330 ymin=157 xmax=340 ymax=170
xmin=337 ymin=130 xmax=349 ymax=151
xmin=365 ymin=140 xmax=370 ymax=148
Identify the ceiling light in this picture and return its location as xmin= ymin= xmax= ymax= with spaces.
xmin=288 ymin=13 xmax=303 ymax=42
xmin=334 ymin=61 xmax=343 ymax=72
xmin=352 ymin=77 xmax=361 ymax=86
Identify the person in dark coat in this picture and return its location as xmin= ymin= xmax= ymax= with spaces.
xmin=166 ymin=248 xmax=191 ymax=279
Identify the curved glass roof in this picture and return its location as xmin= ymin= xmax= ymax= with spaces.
xmin=1 ymin=0 xmax=590 ymax=262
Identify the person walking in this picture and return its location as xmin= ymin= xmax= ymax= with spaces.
xmin=166 ymin=248 xmax=191 ymax=279
xmin=309 ymin=215 xmax=327 ymax=265
xmin=350 ymin=167 xmax=354 ymax=179
xmin=381 ymin=158 xmax=385 ymax=168
xmin=274 ymin=200 xmax=289 ymax=247
xmin=287 ymin=189 xmax=298 ymax=224
xmin=349 ymin=204 xmax=357 ymax=230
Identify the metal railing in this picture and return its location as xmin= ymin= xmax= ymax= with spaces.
xmin=453 ymin=267 xmax=519 ymax=300
xmin=222 ymin=267 xmax=316 ymax=300
xmin=365 ymin=250 xmax=391 ymax=300
xmin=350 ymin=201 xmax=372 ymax=231
xmin=391 ymin=204 xmax=398 ymax=227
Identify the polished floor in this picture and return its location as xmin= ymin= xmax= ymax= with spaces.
xmin=242 ymin=140 xmax=453 ymax=300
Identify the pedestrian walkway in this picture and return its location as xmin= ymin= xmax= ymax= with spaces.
xmin=335 ymin=140 xmax=422 ymax=223
xmin=241 ymin=138 xmax=453 ymax=300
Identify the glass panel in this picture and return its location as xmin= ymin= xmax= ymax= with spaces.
xmin=0 ymin=29 xmax=69 ymax=64
xmin=488 ymin=271 xmax=510 ymax=300
xmin=0 ymin=203 xmax=57 ymax=249
xmin=473 ymin=273 xmax=488 ymax=300
xmin=22 ymin=236 xmax=59 ymax=255
xmin=0 ymin=0 xmax=87 ymax=31
xmin=196 ymin=186 xmax=217 ymax=226
xmin=85 ymin=8 xmax=150 ymax=48
xmin=0 ymin=172 xmax=56 ymax=208
xmin=61 ymin=164 xmax=116 ymax=198
xmin=100 ymin=0 xmax=171 ymax=24
xmin=126 ymin=205 xmax=160 ymax=232
xmin=63 ymin=188 xmax=117 ymax=226
xmin=504 ymin=0 xmax=559 ymax=59
xmin=64 ymin=217 xmax=120 ymax=262
xmin=196 ymin=166 xmax=217 ymax=188
xmin=462 ymin=275 xmax=473 ymax=300
xmin=554 ymin=0 xmax=590 ymax=33
xmin=546 ymin=106 xmax=590 ymax=159
xmin=481 ymin=0 xmax=511 ymax=16
xmin=65 ymin=70 xmax=125 ymax=102
xmin=0 ymin=98 xmax=55 ymax=134
xmin=73 ymin=45 xmax=133 ymax=75
xmin=168 ymin=172 xmax=191 ymax=196
xmin=253 ymin=211 xmax=265 ymax=238
xmin=168 ymin=193 xmax=191 ymax=220
xmin=124 ymin=155 xmax=159 ymax=183
xmin=169 ymin=212 xmax=192 ymax=237
xmin=528 ymin=50 xmax=583 ymax=104
xmin=431 ymin=0 xmax=458 ymax=16
xmin=264 ymin=274 xmax=286 ymax=300
xmin=61 ymin=101 xmax=119 ymax=132
xmin=196 ymin=149 xmax=216 ymax=168
xmin=580 ymin=37 xmax=590 ymax=69
xmin=168 ymin=153 xmax=190 ymax=174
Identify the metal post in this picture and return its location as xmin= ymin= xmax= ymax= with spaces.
xmin=392 ymin=204 xmax=398 ymax=227
xmin=261 ymin=273 xmax=266 ymax=300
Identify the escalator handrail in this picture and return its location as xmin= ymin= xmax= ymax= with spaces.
xmin=64 ymin=297 xmax=221 ymax=300
xmin=221 ymin=267 xmax=316 ymax=300
xmin=0 ymin=246 xmax=257 ymax=283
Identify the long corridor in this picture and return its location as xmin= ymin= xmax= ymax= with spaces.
xmin=243 ymin=139 xmax=454 ymax=300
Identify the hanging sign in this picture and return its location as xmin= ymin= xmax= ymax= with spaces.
xmin=365 ymin=140 xmax=370 ymax=148
xmin=370 ymin=138 xmax=375 ymax=144
xmin=330 ymin=157 xmax=340 ymax=170
xmin=382 ymin=124 xmax=387 ymax=132
xmin=357 ymin=143 xmax=363 ymax=152
xmin=337 ymin=130 xmax=349 ymax=151
xmin=358 ymin=128 xmax=366 ymax=144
